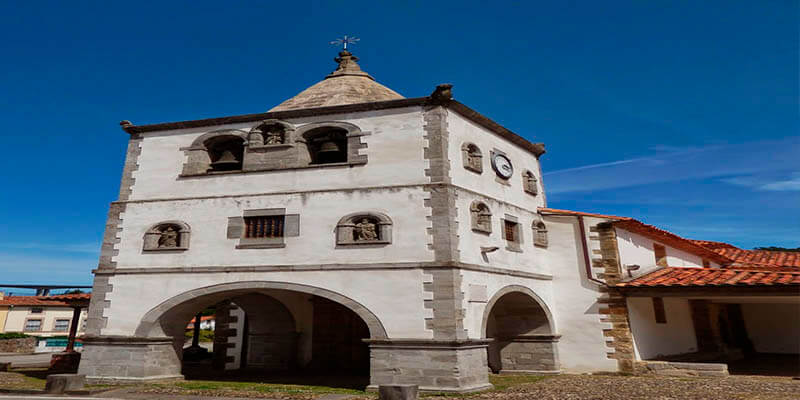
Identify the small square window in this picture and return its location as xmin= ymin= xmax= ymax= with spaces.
xmin=53 ymin=319 xmax=70 ymax=332
xmin=24 ymin=319 xmax=42 ymax=332
xmin=702 ymin=259 xmax=710 ymax=268
xmin=244 ymin=215 xmax=285 ymax=238
xmin=31 ymin=307 xmax=43 ymax=314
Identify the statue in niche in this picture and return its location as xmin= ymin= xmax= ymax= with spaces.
xmin=524 ymin=172 xmax=538 ymax=195
xmin=467 ymin=146 xmax=482 ymax=171
xmin=354 ymin=218 xmax=378 ymax=241
xmin=265 ymin=129 xmax=284 ymax=145
xmin=476 ymin=204 xmax=492 ymax=232
xmin=158 ymin=226 xmax=179 ymax=248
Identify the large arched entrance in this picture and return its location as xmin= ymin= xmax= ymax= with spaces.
xmin=135 ymin=281 xmax=386 ymax=388
xmin=482 ymin=286 xmax=560 ymax=374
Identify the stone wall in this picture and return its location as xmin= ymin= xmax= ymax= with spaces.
xmin=491 ymin=336 xmax=559 ymax=373
xmin=367 ymin=340 xmax=491 ymax=393
xmin=0 ymin=337 xmax=35 ymax=353
xmin=639 ymin=360 xmax=728 ymax=377
xmin=78 ymin=336 xmax=183 ymax=383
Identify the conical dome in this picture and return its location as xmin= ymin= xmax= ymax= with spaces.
xmin=270 ymin=50 xmax=404 ymax=112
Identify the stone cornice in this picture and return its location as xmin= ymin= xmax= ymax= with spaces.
xmin=93 ymin=261 xmax=553 ymax=281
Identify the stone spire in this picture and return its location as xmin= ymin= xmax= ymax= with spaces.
xmin=269 ymin=50 xmax=404 ymax=112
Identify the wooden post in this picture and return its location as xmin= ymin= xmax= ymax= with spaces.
xmin=192 ymin=312 xmax=202 ymax=347
xmin=65 ymin=306 xmax=82 ymax=352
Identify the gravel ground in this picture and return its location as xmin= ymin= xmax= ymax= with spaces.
xmin=429 ymin=374 xmax=800 ymax=400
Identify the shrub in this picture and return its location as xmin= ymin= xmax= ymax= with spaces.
xmin=0 ymin=332 xmax=29 ymax=340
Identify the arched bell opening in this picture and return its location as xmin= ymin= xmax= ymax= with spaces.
xmin=482 ymin=287 xmax=560 ymax=374
xmin=304 ymin=128 xmax=348 ymax=165
xmin=205 ymin=135 xmax=245 ymax=172
xmin=135 ymin=282 xmax=385 ymax=388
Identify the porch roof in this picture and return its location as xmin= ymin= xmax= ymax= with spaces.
xmin=617 ymin=266 xmax=800 ymax=288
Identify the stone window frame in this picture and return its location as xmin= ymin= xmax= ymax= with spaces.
xmin=23 ymin=318 xmax=42 ymax=332
xmin=533 ymin=218 xmax=548 ymax=248
xmin=247 ymin=119 xmax=296 ymax=149
xmin=180 ymin=129 xmax=250 ymax=176
xmin=501 ymin=214 xmax=523 ymax=253
xmin=461 ymin=142 xmax=483 ymax=174
xmin=470 ymin=201 xmax=492 ymax=234
xmin=522 ymin=170 xmax=539 ymax=196
xmin=143 ymin=221 xmax=191 ymax=252
xmin=296 ymin=121 xmax=368 ymax=167
xmin=53 ymin=318 xmax=71 ymax=332
xmin=227 ymin=208 xmax=300 ymax=249
xmin=336 ymin=211 xmax=392 ymax=246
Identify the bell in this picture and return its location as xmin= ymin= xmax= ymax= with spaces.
xmin=317 ymin=140 xmax=341 ymax=154
xmin=210 ymin=150 xmax=240 ymax=170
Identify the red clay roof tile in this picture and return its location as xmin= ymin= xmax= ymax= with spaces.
xmin=617 ymin=267 xmax=800 ymax=288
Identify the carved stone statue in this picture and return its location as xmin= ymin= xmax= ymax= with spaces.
xmin=467 ymin=148 xmax=482 ymax=171
xmin=476 ymin=205 xmax=492 ymax=231
xmin=158 ymin=226 xmax=179 ymax=248
xmin=265 ymin=129 xmax=284 ymax=145
xmin=524 ymin=172 xmax=538 ymax=195
xmin=355 ymin=218 xmax=378 ymax=241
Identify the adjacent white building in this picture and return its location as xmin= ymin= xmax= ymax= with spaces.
xmin=78 ymin=49 xmax=799 ymax=390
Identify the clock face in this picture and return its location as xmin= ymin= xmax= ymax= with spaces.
xmin=491 ymin=153 xmax=513 ymax=179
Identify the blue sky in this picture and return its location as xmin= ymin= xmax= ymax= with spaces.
xmin=0 ymin=1 xmax=797 ymax=291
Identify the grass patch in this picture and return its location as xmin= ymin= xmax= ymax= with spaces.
xmin=143 ymin=379 xmax=369 ymax=397
xmin=0 ymin=370 xmax=47 ymax=390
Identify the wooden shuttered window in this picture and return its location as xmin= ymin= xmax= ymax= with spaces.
xmin=244 ymin=215 xmax=285 ymax=238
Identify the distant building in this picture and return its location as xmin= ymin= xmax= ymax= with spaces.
xmin=0 ymin=293 xmax=90 ymax=339
xmin=186 ymin=315 xmax=215 ymax=331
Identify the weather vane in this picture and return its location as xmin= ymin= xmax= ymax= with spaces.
xmin=330 ymin=35 xmax=360 ymax=50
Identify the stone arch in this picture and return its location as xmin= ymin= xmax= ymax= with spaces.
xmin=336 ymin=211 xmax=392 ymax=245
xmin=181 ymin=129 xmax=249 ymax=175
xmin=188 ymin=129 xmax=249 ymax=149
xmin=462 ymin=142 xmax=483 ymax=173
xmin=248 ymin=119 xmax=295 ymax=146
xmin=134 ymin=281 xmax=388 ymax=339
xmin=143 ymin=220 xmax=191 ymax=251
xmin=480 ymin=285 xmax=556 ymax=337
xmin=481 ymin=285 xmax=559 ymax=373
xmin=470 ymin=201 xmax=492 ymax=234
xmin=295 ymin=121 xmax=367 ymax=166
xmin=533 ymin=219 xmax=548 ymax=247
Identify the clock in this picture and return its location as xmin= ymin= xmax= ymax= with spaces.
xmin=491 ymin=153 xmax=513 ymax=179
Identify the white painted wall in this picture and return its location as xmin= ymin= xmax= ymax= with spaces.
xmin=130 ymin=107 xmax=427 ymax=201
xmin=102 ymin=269 xmax=432 ymax=339
xmin=616 ymin=228 xmax=721 ymax=279
xmin=741 ymin=303 xmax=800 ymax=354
xmin=446 ymin=111 xmax=545 ymax=211
xmin=628 ymin=297 xmax=697 ymax=359
xmin=544 ymin=215 xmax=619 ymax=372
xmin=115 ymin=188 xmax=434 ymax=267
xmin=455 ymin=190 xmax=550 ymax=274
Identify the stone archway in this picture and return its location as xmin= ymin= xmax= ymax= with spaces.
xmin=481 ymin=285 xmax=560 ymax=374
xmin=134 ymin=281 xmax=387 ymax=340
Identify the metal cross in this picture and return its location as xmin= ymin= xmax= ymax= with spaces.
xmin=330 ymin=35 xmax=360 ymax=50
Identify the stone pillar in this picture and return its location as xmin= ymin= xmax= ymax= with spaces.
xmin=77 ymin=336 xmax=182 ymax=383
xmin=492 ymin=334 xmax=560 ymax=374
xmin=366 ymin=339 xmax=492 ymax=393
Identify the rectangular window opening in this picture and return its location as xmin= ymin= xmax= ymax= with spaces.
xmin=504 ymin=220 xmax=517 ymax=242
xmin=653 ymin=244 xmax=668 ymax=267
xmin=244 ymin=215 xmax=285 ymax=239
xmin=24 ymin=319 xmax=42 ymax=332
xmin=652 ymin=297 xmax=667 ymax=324
xmin=53 ymin=319 xmax=70 ymax=332
xmin=30 ymin=307 xmax=43 ymax=314
xmin=702 ymin=259 xmax=711 ymax=268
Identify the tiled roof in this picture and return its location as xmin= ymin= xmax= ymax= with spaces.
xmin=537 ymin=207 xmax=630 ymax=220
xmin=690 ymin=240 xmax=800 ymax=268
xmin=0 ymin=296 xmax=71 ymax=307
xmin=612 ymin=219 xmax=731 ymax=265
xmin=617 ymin=267 xmax=800 ymax=288
xmin=44 ymin=293 xmax=91 ymax=300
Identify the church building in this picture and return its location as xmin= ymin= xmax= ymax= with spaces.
xmin=78 ymin=48 xmax=799 ymax=391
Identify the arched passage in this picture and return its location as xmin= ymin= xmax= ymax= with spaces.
xmin=134 ymin=281 xmax=386 ymax=387
xmin=482 ymin=285 xmax=560 ymax=374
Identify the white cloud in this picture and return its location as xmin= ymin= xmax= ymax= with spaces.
xmin=543 ymin=137 xmax=800 ymax=194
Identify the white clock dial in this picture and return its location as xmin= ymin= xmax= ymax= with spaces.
xmin=492 ymin=153 xmax=513 ymax=179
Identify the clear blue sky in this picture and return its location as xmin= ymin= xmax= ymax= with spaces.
xmin=0 ymin=1 xmax=797 ymax=290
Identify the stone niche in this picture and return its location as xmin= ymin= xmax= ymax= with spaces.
xmin=180 ymin=120 xmax=368 ymax=176
xmin=143 ymin=221 xmax=190 ymax=251
xmin=336 ymin=212 xmax=392 ymax=246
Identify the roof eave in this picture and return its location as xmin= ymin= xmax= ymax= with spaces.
xmin=120 ymin=96 xmax=546 ymax=158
